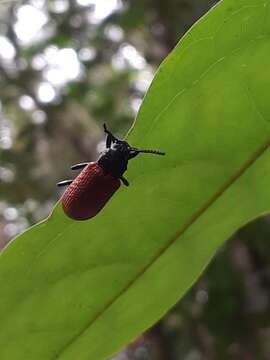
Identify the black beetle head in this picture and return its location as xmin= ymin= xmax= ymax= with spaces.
xmin=97 ymin=124 xmax=165 ymax=186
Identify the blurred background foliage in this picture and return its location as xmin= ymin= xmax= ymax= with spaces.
xmin=1 ymin=0 xmax=270 ymax=359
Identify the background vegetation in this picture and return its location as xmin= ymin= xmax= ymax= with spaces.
xmin=1 ymin=0 xmax=270 ymax=359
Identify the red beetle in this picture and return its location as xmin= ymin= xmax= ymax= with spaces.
xmin=57 ymin=124 xmax=165 ymax=220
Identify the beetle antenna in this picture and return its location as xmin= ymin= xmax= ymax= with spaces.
xmin=103 ymin=123 xmax=115 ymax=138
xmin=136 ymin=149 xmax=165 ymax=156
xmin=103 ymin=123 xmax=120 ymax=144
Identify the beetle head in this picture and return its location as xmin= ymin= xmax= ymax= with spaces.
xmin=97 ymin=124 xmax=165 ymax=184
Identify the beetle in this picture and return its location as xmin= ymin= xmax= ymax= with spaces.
xmin=57 ymin=124 xmax=165 ymax=220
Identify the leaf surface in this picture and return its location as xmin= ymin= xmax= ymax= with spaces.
xmin=1 ymin=0 xmax=270 ymax=358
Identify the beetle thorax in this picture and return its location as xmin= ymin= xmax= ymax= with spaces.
xmin=97 ymin=142 xmax=130 ymax=178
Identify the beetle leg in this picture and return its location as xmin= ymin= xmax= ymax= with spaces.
xmin=57 ymin=179 xmax=73 ymax=187
xmin=70 ymin=162 xmax=89 ymax=170
xmin=104 ymin=123 xmax=120 ymax=148
xmin=120 ymin=176 xmax=129 ymax=186
xmin=106 ymin=133 xmax=113 ymax=148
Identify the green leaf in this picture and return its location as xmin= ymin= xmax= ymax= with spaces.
xmin=1 ymin=0 xmax=270 ymax=358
